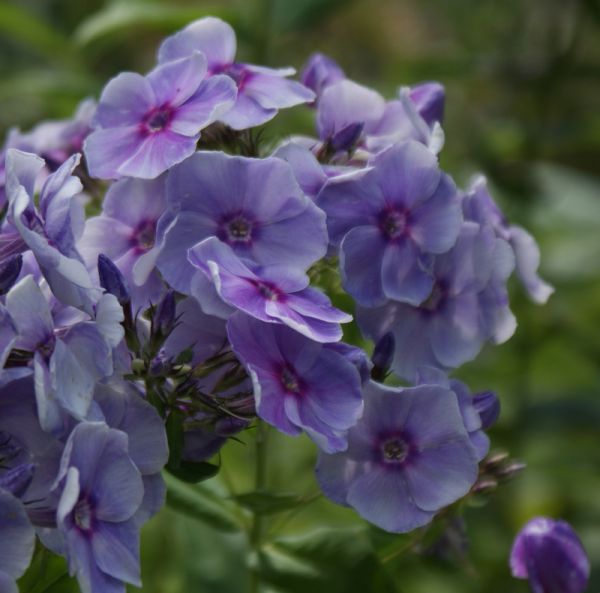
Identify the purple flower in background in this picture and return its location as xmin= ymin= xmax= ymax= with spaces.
xmin=464 ymin=176 xmax=554 ymax=304
xmin=158 ymin=17 xmax=314 ymax=130
xmin=53 ymin=422 xmax=145 ymax=593
xmin=189 ymin=237 xmax=351 ymax=342
xmin=272 ymin=141 xmax=369 ymax=201
xmin=84 ymin=52 xmax=236 ymax=180
xmin=6 ymin=149 xmax=101 ymax=313
xmin=228 ymin=313 xmax=363 ymax=452
xmin=510 ymin=517 xmax=590 ymax=593
xmin=5 ymin=276 xmax=122 ymax=433
xmin=315 ymin=80 xmax=444 ymax=160
xmin=0 ymin=99 xmax=95 ymax=209
xmin=409 ymin=82 xmax=445 ymax=127
xmin=318 ymin=141 xmax=462 ymax=306
xmin=156 ymin=151 xmax=328 ymax=295
xmin=357 ymin=221 xmax=516 ymax=380
xmin=316 ymin=381 xmax=478 ymax=533
xmin=0 ymin=489 xmax=35 ymax=593
xmin=300 ymin=53 xmax=345 ymax=100
xmin=79 ymin=175 xmax=168 ymax=310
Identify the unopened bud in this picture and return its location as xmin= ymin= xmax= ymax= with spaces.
xmin=153 ymin=289 xmax=176 ymax=336
xmin=473 ymin=390 xmax=500 ymax=429
xmin=371 ymin=332 xmax=395 ymax=381
xmin=98 ymin=254 xmax=129 ymax=305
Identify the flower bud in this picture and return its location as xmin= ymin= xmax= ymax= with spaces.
xmin=153 ymin=289 xmax=176 ymax=336
xmin=371 ymin=332 xmax=395 ymax=381
xmin=98 ymin=254 xmax=129 ymax=305
xmin=473 ymin=390 xmax=500 ymax=429
xmin=331 ymin=122 xmax=364 ymax=153
xmin=510 ymin=517 xmax=590 ymax=593
xmin=0 ymin=254 xmax=23 ymax=295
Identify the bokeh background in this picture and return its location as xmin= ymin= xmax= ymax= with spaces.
xmin=2 ymin=0 xmax=600 ymax=591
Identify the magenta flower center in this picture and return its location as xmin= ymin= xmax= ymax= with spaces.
xmin=280 ymin=366 xmax=302 ymax=394
xmin=144 ymin=106 xmax=173 ymax=133
xmin=381 ymin=209 xmax=408 ymax=239
xmin=133 ymin=219 xmax=157 ymax=250
xmin=227 ymin=217 xmax=252 ymax=243
xmin=73 ymin=498 xmax=94 ymax=532
xmin=254 ymin=281 xmax=280 ymax=301
xmin=382 ymin=437 xmax=409 ymax=463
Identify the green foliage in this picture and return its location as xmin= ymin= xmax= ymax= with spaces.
xmin=260 ymin=527 xmax=398 ymax=593
xmin=163 ymin=473 xmax=242 ymax=532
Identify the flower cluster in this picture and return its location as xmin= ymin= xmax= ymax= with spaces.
xmin=0 ymin=16 xmax=565 ymax=593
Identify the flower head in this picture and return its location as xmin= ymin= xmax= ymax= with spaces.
xmin=228 ymin=313 xmax=363 ymax=452
xmin=316 ymin=381 xmax=478 ymax=533
xmin=156 ymin=151 xmax=328 ymax=295
xmin=188 ymin=237 xmax=350 ymax=342
xmin=158 ymin=17 xmax=314 ymax=130
xmin=84 ymin=52 xmax=236 ymax=179
xmin=318 ymin=141 xmax=462 ymax=306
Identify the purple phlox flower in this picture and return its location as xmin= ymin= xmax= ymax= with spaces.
xmin=6 ymin=149 xmax=100 ymax=314
xmin=158 ymin=17 xmax=315 ymax=130
xmin=510 ymin=517 xmax=590 ymax=593
xmin=315 ymin=380 xmax=478 ymax=533
xmin=5 ymin=276 xmax=122 ymax=433
xmin=408 ymin=82 xmax=445 ymax=127
xmin=52 ymin=422 xmax=144 ymax=593
xmin=0 ymin=99 xmax=95 ymax=210
xmin=0 ymin=489 xmax=35 ymax=593
xmin=93 ymin=381 xmax=168 ymax=525
xmin=0 ymin=371 xmax=65 ymax=531
xmin=318 ymin=141 xmax=463 ymax=307
xmin=315 ymin=81 xmax=444 ymax=161
xmin=326 ymin=341 xmax=373 ymax=384
xmin=163 ymin=296 xmax=228 ymax=366
xmin=156 ymin=151 xmax=328 ymax=296
xmin=464 ymin=175 xmax=554 ymax=304
xmin=228 ymin=312 xmax=363 ymax=452
xmin=357 ymin=221 xmax=516 ymax=381
xmin=272 ymin=141 xmax=370 ymax=200
xmin=415 ymin=366 xmax=493 ymax=461
xmin=188 ymin=237 xmax=351 ymax=343
xmin=84 ymin=52 xmax=237 ymax=180
xmin=472 ymin=389 xmax=500 ymax=430
xmin=300 ymin=53 xmax=345 ymax=101
xmin=78 ymin=175 xmax=168 ymax=311
xmin=363 ymin=87 xmax=445 ymax=155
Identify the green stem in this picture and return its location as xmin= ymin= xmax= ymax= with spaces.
xmin=249 ymin=420 xmax=268 ymax=593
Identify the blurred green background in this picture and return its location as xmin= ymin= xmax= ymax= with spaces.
xmin=3 ymin=0 xmax=600 ymax=591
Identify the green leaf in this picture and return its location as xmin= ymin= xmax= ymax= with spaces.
xmin=17 ymin=547 xmax=78 ymax=593
xmin=0 ymin=2 xmax=78 ymax=66
xmin=167 ymin=460 xmax=220 ymax=483
xmin=164 ymin=472 xmax=242 ymax=533
xmin=233 ymin=491 xmax=305 ymax=515
xmin=73 ymin=1 xmax=239 ymax=48
xmin=261 ymin=527 xmax=399 ymax=593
